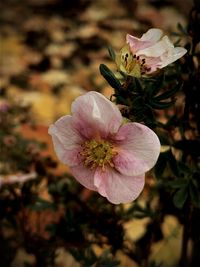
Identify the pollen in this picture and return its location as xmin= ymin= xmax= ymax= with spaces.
xmin=81 ymin=139 xmax=116 ymax=170
xmin=118 ymin=45 xmax=150 ymax=77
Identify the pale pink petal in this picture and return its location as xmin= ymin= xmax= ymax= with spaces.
xmin=143 ymin=56 xmax=162 ymax=72
xmin=48 ymin=115 xmax=83 ymax=166
xmin=94 ymin=168 xmax=145 ymax=204
xmin=94 ymin=168 xmax=107 ymax=197
xmin=159 ymin=47 xmax=187 ymax=68
xmin=70 ymin=164 xmax=97 ymax=191
xmin=127 ymin=29 xmax=163 ymax=53
xmin=113 ymin=123 xmax=160 ymax=176
xmin=127 ymin=34 xmax=153 ymax=52
xmin=71 ymin=91 xmax=122 ymax=139
xmin=50 ymin=134 xmax=82 ymax=166
xmin=137 ymin=36 xmax=174 ymax=57
xmin=141 ymin=28 xmax=163 ymax=42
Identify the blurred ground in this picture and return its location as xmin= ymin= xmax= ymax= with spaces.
xmin=0 ymin=0 xmax=193 ymax=266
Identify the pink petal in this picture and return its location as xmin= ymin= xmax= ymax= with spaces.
xmin=50 ymin=134 xmax=82 ymax=166
xmin=159 ymin=47 xmax=187 ymax=68
xmin=70 ymin=164 xmax=97 ymax=191
xmin=141 ymin=28 xmax=163 ymax=42
xmin=126 ymin=29 xmax=163 ymax=53
xmin=113 ymin=123 xmax=160 ymax=176
xmin=94 ymin=168 xmax=145 ymax=204
xmin=71 ymin=91 xmax=122 ymax=139
xmin=137 ymin=36 xmax=174 ymax=57
xmin=142 ymin=56 xmax=162 ymax=73
xmin=94 ymin=168 xmax=107 ymax=197
xmin=127 ymin=34 xmax=153 ymax=52
xmin=48 ymin=115 xmax=83 ymax=166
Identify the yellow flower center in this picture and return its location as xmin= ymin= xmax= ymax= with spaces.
xmin=116 ymin=45 xmax=150 ymax=77
xmin=81 ymin=139 xmax=116 ymax=170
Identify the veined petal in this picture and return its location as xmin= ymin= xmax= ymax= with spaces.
xmin=113 ymin=123 xmax=160 ymax=176
xmin=48 ymin=115 xmax=83 ymax=166
xmin=143 ymin=56 xmax=162 ymax=73
xmin=70 ymin=164 xmax=97 ymax=191
xmin=113 ymin=149 xmax=149 ymax=176
xmin=137 ymin=36 xmax=174 ymax=57
xmin=141 ymin=28 xmax=163 ymax=42
xmin=94 ymin=168 xmax=145 ymax=204
xmin=127 ymin=34 xmax=153 ymax=52
xmin=94 ymin=168 xmax=107 ymax=197
xmin=159 ymin=47 xmax=187 ymax=68
xmin=127 ymin=29 xmax=163 ymax=53
xmin=71 ymin=91 xmax=122 ymax=139
xmin=50 ymin=134 xmax=82 ymax=166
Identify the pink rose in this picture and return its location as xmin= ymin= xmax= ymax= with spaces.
xmin=49 ymin=92 xmax=160 ymax=204
xmin=116 ymin=28 xmax=187 ymax=77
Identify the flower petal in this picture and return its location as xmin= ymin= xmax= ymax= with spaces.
xmin=70 ymin=164 xmax=97 ymax=191
xmin=143 ymin=56 xmax=162 ymax=73
xmin=71 ymin=91 xmax=122 ymax=139
xmin=159 ymin=47 xmax=187 ymax=68
xmin=94 ymin=168 xmax=145 ymax=204
xmin=141 ymin=28 xmax=163 ymax=42
xmin=127 ymin=29 xmax=163 ymax=53
xmin=136 ymin=36 xmax=174 ymax=57
xmin=48 ymin=115 xmax=82 ymax=166
xmin=113 ymin=123 xmax=160 ymax=176
xmin=127 ymin=34 xmax=153 ymax=52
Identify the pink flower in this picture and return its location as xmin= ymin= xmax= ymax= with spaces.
xmin=48 ymin=92 xmax=160 ymax=204
xmin=116 ymin=28 xmax=187 ymax=77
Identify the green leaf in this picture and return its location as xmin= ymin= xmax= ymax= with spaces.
xmin=167 ymin=179 xmax=189 ymax=189
xmin=149 ymin=99 xmax=175 ymax=109
xmin=173 ymin=186 xmax=188 ymax=209
xmin=154 ymin=83 xmax=182 ymax=101
xmin=28 ymin=197 xmax=56 ymax=211
xmin=107 ymin=46 xmax=116 ymax=61
xmin=177 ymin=22 xmax=188 ymax=35
xmin=99 ymin=64 xmax=122 ymax=91
xmin=189 ymin=182 xmax=200 ymax=208
xmin=147 ymin=73 xmax=165 ymax=97
xmin=132 ymin=77 xmax=144 ymax=93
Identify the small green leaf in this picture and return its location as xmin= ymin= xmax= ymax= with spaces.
xmin=28 ymin=197 xmax=56 ymax=211
xmin=177 ymin=23 xmax=188 ymax=35
xmin=149 ymin=99 xmax=175 ymax=109
xmin=107 ymin=46 xmax=116 ymax=61
xmin=154 ymin=83 xmax=182 ymax=101
xmin=189 ymin=182 xmax=200 ymax=208
xmin=147 ymin=73 xmax=165 ymax=97
xmin=173 ymin=186 xmax=188 ymax=209
xmin=167 ymin=179 xmax=189 ymax=189
xmin=99 ymin=64 xmax=122 ymax=91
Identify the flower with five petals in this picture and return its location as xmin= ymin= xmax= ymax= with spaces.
xmin=116 ymin=28 xmax=187 ymax=77
xmin=49 ymin=91 xmax=160 ymax=204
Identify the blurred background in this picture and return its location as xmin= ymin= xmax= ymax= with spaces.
xmin=0 ymin=0 xmax=196 ymax=267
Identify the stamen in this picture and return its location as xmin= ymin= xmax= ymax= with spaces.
xmin=81 ymin=139 xmax=116 ymax=170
